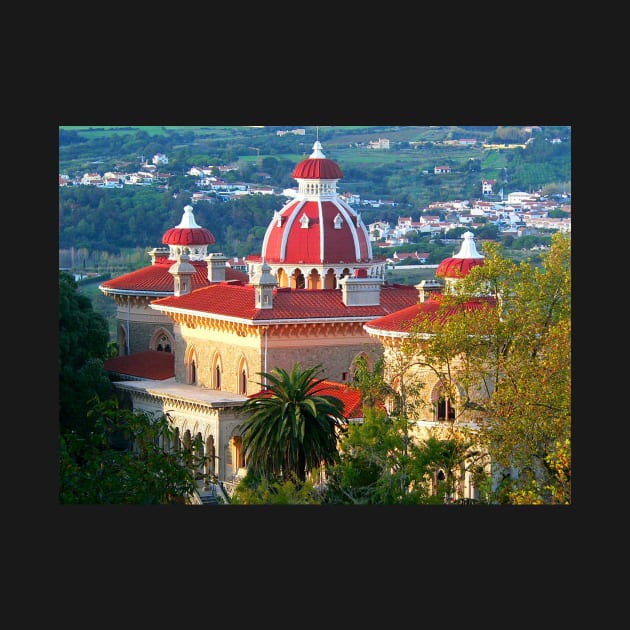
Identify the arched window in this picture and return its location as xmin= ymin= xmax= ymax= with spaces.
xmin=212 ymin=353 xmax=222 ymax=390
xmin=150 ymin=329 xmax=174 ymax=354
xmin=293 ymin=269 xmax=305 ymax=289
xmin=238 ymin=357 xmax=249 ymax=395
xmin=350 ymin=352 xmax=371 ymax=381
xmin=185 ymin=347 xmax=198 ymax=385
xmin=324 ymin=269 xmax=337 ymax=289
xmin=233 ymin=436 xmax=246 ymax=469
xmin=433 ymin=382 xmax=456 ymax=422
xmin=182 ymin=429 xmax=192 ymax=452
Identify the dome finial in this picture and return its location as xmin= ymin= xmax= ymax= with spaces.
xmin=310 ymin=139 xmax=325 ymax=159
xmin=176 ymin=204 xmax=202 ymax=229
xmin=454 ymin=231 xmax=484 ymax=259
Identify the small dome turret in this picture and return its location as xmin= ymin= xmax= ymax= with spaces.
xmin=162 ymin=204 xmax=215 ymax=260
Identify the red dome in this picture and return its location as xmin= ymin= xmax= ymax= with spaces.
xmin=162 ymin=226 xmax=215 ymax=246
xmin=291 ymin=139 xmax=343 ymax=180
xmin=436 ymin=257 xmax=484 ymax=278
xmin=292 ymin=158 xmax=342 ymax=180
xmin=161 ymin=204 xmax=215 ymax=246
xmin=261 ymin=140 xmax=371 ymax=267
xmin=261 ymin=198 xmax=371 ymax=266
xmin=436 ymin=232 xmax=485 ymax=279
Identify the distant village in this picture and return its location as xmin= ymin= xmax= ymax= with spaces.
xmin=59 ymin=147 xmax=571 ymax=272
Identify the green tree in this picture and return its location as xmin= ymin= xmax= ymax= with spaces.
xmin=59 ymin=271 xmax=114 ymax=435
xmin=323 ymin=407 xmax=435 ymax=504
xmin=409 ymin=435 xmax=487 ymax=503
xmin=231 ymin=471 xmax=321 ymax=505
xmin=406 ymin=232 xmax=571 ymax=504
xmin=352 ymin=355 xmax=395 ymax=411
xmin=237 ymin=363 xmax=347 ymax=483
xmin=59 ymin=398 xmax=201 ymax=504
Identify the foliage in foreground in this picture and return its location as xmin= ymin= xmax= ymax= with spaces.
xmin=59 ymin=271 xmax=114 ymax=435
xmin=230 ymin=470 xmax=321 ymax=505
xmin=59 ymin=398 xmax=199 ymax=504
xmin=405 ymin=231 xmax=571 ymax=504
xmin=322 ymin=407 xmax=486 ymax=504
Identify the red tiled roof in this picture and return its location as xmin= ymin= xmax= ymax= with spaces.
xmin=364 ymin=296 xmax=496 ymax=334
xmin=104 ymin=350 xmax=175 ymax=380
xmin=99 ymin=258 xmax=249 ymax=293
xmin=250 ymin=379 xmax=363 ymax=420
xmin=151 ymin=283 xmax=419 ymax=321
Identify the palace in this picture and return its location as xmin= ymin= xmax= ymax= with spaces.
xmin=100 ymin=141 xmax=490 ymax=498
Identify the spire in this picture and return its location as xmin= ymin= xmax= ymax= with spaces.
xmin=453 ymin=231 xmax=484 ymax=259
xmin=310 ymin=140 xmax=326 ymax=159
xmin=175 ymin=204 xmax=201 ymax=228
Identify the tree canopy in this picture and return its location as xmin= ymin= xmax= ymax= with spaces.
xmin=59 ymin=398 xmax=199 ymax=504
xmin=58 ymin=271 xmax=201 ymax=504
xmin=58 ymin=271 xmax=113 ymax=434
xmin=405 ymin=231 xmax=571 ymax=504
xmin=237 ymin=363 xmax=347 ymax=482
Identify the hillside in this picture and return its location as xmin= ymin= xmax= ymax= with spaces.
xmin=59 ymin=125 xmax=571 ymax=265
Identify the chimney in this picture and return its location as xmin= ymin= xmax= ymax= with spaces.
xmin=339 ymin=269 xmax=383 ymax=306
xmin=148 ymin=247 xmax=169 ymax=265
xmin=415 ymin=279 xmax=442 ymax=303
xmin=251 ymin=260 xmax=277 ymax=309
xmin=205 ymin=252 xmax=228 ymax=283
xmin=169 ymin=253 xmax=196 ymax=296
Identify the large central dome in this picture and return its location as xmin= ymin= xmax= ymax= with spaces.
xmin=259 ymin=141 xmax=374 ymax=281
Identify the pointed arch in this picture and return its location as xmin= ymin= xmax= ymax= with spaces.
xmin=431 ymin=380 xmax=458 ymax=422
xmin=185 ymin=345 xmax=198 ymax=385
xmin=237 ymin=355 xmax=249 ymax=395
xmin=292 ymin=267 xmax=305 ymax=289
xmin=193 ymin=431 xmax=205 ymax=479
xmin=150 ymin=327 xmax=174 ymax=353
xmin=350 ymin=351 xmax=372 ymax=381
xmin=232 ymin=435 xmax=246 ymax=469
xmin=211 ymin=352 xmax=223 ymax=390
xmin=225 ymin=426 xmax=246 ymax=481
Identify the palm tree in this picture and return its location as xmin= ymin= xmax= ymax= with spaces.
xmin=237 ymin=363 xmax=347 ymax=482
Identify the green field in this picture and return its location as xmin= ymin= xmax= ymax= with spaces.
xmin=59 ymin=125 xmax=257 ymax=138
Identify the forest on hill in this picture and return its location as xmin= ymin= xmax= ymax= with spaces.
xmin=59 ymin=125 xmax=571 ymax=273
